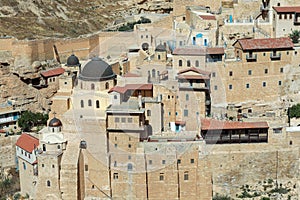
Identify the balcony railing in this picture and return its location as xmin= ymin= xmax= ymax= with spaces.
xmin=246 ymin=54 xmax=257 ymax=61
xmin=270 ymin=53 xmax=281 ymax=60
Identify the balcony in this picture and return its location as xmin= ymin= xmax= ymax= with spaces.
xmin=246 ymin=54 xmax=257 ymax=62
xmin=270 ymin=53 xmax=281 ymax=60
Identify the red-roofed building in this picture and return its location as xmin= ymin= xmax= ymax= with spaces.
xmin=41 ymin=67 xmax=65 ymax=86
xmin=273 ymin=6 xmax=300 ymax=37
xmin=200 ymin=118 xmax=269 ymax=144
xmin=199 ymin=15 xmax=216 ymax=20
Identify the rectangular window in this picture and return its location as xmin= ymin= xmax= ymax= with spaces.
xmin=128 ymin=118 xmax=132 ymax=123
xmin=265 ymin=69 xmax=268 ymax=74
xmin=279 ymin=14 xmax=282 ymax=19
xmin=159 ymin=173 xmax=164 ymax=181
xmin=263 ymin=53 xmax=266 ymax=56
xmin=121 ymin=118 xmax=126 ymax=123
xmin=115 ymin=118 xmax=119 ymax=123
xmin=186 ymin=94 xmax=189 ymax=101
xmin=162 ymin=160 xmax=166 ymax=164
xmin=184 ymin=172 xmax=189 ymax=180
xmin=128 ymin=144 xmax=131 ymax=148
xmin=229 ymin=84 xmax=233 ymax=90
xmin=279 ymin=80 xmax=282 ymax=86
xmin=214 ymin=85 xmax=218 ymax=90
xmin=212 ymin=72 xmax=216 ymax=77
xmin=113 ymin=173 xmax=118 ymax=180
xmin=184 ymin=110 xmax=188 ymax=117
xmin=246 ymin=83 xmax=250 ymax=88
xmin=280 ymin=68 xmax=284 ymax=73
xmin=263 ymin=82 xmax=266 ymax=87
xmin=149 ymin=160 xmax=152 ymax=165
xmin=248 ymin=70 xmax=252 ymax=75
xmin=229 ymin=71 xmax=233 ymax=76
xmin=177 ymin=159 xmax=181 ymax=164
xmin=85 ymin=164 xmax=89 ymax=171
xmin=190 ymin=159 xmax=194 ymax=164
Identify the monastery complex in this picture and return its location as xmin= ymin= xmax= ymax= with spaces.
xmin=6 ymin=0 xmax=300 ymax=199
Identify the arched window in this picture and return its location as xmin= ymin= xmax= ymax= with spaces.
xmin=152 ymin=69 xmax=156 ymax=78
xmin=57 ymin=145 xmax=61 ymax=149
xmin=187 ymin=60 xmax=191 ymax=67
xmin=127 ymin=163 xmax=133 ymax=171
xmin=88 ymin=99 xmax=92 ymax=107
xmin=91 ymin=83 xmax=95 ymax=90
xmin=184 ymin=171 xmax=189 ymax=180
xmin=47 ymin=180 xmax=51 ymax=187
xmin=195 ymin=60 xmax=199 ymax=67
xmin=147 ymin=110 xmax=151 ymax=116
xmin=23 ymin=162 xmax=26 ymax=170
xmin=96 ymin=100 xmax=100 ymax=108
xmin=114 ymin=95 xmax=118 ymax=100
xmin=80 ymin=100 xmax=84 ymax=108
xmin=179 ymin=60 xmax=182 ymax=67
xmin=158 ymin=55 xmax=161 ymax=60
xmin=105 ymin=82 xmax=109 ymax=89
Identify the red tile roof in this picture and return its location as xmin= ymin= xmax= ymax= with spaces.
xmin=178 ymin=67 xmax=211 ymax=75
xmin=234 ymin=37 xmax=294 ymax=51
xmin=273 ymin=6 xmax=300 ymax=13
xmin=16 ymin=133 xmax=39 ymax=153
xmin=175 ymin=121 xmax=186 ymax=125
xmin=109 ymin=84 xmax=153 ymax=94
xmin=123 ymin=72 xmax=140 ymax=77
xmin=207 ymin=47 xmax=225 ymax=55
xmin=201 ymin=118 xmax=269 ymax=130
xmin=41 ymin=67 xmax=65 ymax=78
xmin=199 ymin=15 xmax=216 ymax=20
xmin=178 ymin=75 xmax=210 ymax=80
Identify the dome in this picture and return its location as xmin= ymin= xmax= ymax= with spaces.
xmin=66 ymin=54 xmax=80 ymax=67
xmin=142 ymin=43 xmax=149 ymax=51
xmin=48 ymin=117 xmax=62 ymax=127
xmin=78 ymin=57 xmax=116 ymax=81
xmin=155 ymin=44 xmax=166 ymax=52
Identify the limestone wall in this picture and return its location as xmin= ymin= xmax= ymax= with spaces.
xmin=0 ymin=135 xmax=18 ymax=168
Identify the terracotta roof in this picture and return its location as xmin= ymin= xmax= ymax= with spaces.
xmin=273 ymin=6 xmax=300 ymax=13
xmin=199 ymin=15 xmax=216 ymax=20
xmin=175 ymin=121 xmax=186 ymax=125
xmin=0 ymin=129 xmax=6 ymax=133
xmin=201 ymin=118 xmax=269 ymax=130
xmin=207 ymin=47 xmax=225 ymax=55
xmin=109 ymin=84 xmax=153 ymax=94
xmin=173 ymin=47 xmax=206 ymax=56
xmin=16 ymin=133 xmax=39 ymax=152
xmin=41 ymin=67 xmax=65 ymax=78
xmin=234 ymin=37 xmax=294 ymax=51
xmin=178 ymin=67 xmax=211 ymax=75
xmin=178 ymin=75 xmax=210 ymax=80
xmin=123 ymin=72 xmax=140 ymax=77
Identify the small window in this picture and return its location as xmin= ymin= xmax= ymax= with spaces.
xmin=264 ymin=69 xmax=268 ymax=74
xmin=42 ymin=164 xmax=44 ymax=167
xmin=262 ymin=82 xmax=266 ymax=87
xmin=88 ymin=99 xmax=92 ymax=107
xmin=96 ymin=100 xmax=100 ymax=108
xmin=295 ymin=51 xmax=298 ymax=55
xmin=179 ymin=60 xmax=183 ymax=67
xmin=169 ymin=112 xmax=171 ymax=116
xmin=115 ymin=136 xmax=117 ymax=141
xmin=158 ymin=55 xmax=161 ymax=60
xmin=176 ymin=112 xmax=178 ymax=116
xmin=128 ymin=155 xmax=131 ymax=160
xmin=105 ymin=82 xmax=109 ymax=89
xmin=114 ymin=95 xmax=118 ymax=100
xmin=149 ymin=160 xmax=152 ymax=165
xmin=162 ymin=160 xmax=166 ymax=164
xmin=246 ymin=83 xmax=250 ymax=88
xmin=212 ymin=72 xmax=216 ymax=77
xmin=279 ymin=80 xmax=282 ymax=86
xmin=128 ymin=118 xmax=132 ymax=123
xmin=187 ymin=60 xmax=191 ymax=67
xmin=248 ymin=109 xmax=252 ymax=113
xmin=91 ymin=83 xmax=95 ymax=90
xmin=57 ymin=145 xmax=60 ymax=149
xmin=141 ymin=35 xmax=143 ymax=39
xmin=290 ymin=14 xmax=293 ymax=19
xmin=190 ymin=159 xmax=194 ymax=164
xmin=115 ymin=117 xmax=119 ymax=122
xmin=128 ymin=144 xmax=132 ymax=148
xmin=248 ymin=70 xmax=252 ymax=75
xmin=287 ymin=51 xmax=289 ymax=55
xmin=146 ymin=35 xmax=148 ymax=38
xmin=184 ymin=110 xmax=188 ymax=117
xmin=47 ymin=180 xmax=51 ymax=187
xmin=263 ymin=53 xmax=266 ymax=56
xmin=127 ymin=163 xmax=133 ymax=171
xmin=23 ymin=162 xmax=26 ymax=170
xmin=229 ymin=84 xmax=233 ymax=90
xmin=114 ymin=161 xmax=117 ymax=167
xmin=121 ymin=118 xmax=126 ymax=123
xmin=113 ymin=173 xmax=118 ymax=180
xmin=186 ymin=94 xmax=189 ymax=101
xmin=279 ymin=14 xmax=282 ymax=19
xmin=214 ymin=85 xmax=218 ymax=90
xmin=195 ymin=60 xmax=199 ymax=67
xmin=114 ymin=144 xmax=117 ymax=148
xmin=147 ymin=110 xmax=151 ymax=116
xmin=184 ymin=172 xmax=189 ymax=180
xmin=177 ymin=159 xmax=181 ymax=164
xmin=284 ymin=14 xmax=287 ymax=19
xmin=183 ymin=16 xmax=185 ymax=21
xmin=85 ymin=164 xmax=89 ymax=171
xmin=229 ymin=71 xmax=233 ymax=76
xmin=80 ymin=100 xmax=84 ymax=108
xmin=129 ymin=137 xmax=131 ymax=141
xmin=159 ymin=173 xmax=164 ymax=181
xmin=64 ymin=82 xmax=68 ymax=85
xmin=52 ymin=165 xmax=55 ymax=168
xmin=280 ymin=68 xmax=284 ymax=73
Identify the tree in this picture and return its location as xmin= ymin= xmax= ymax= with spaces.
xmin=213 ymin=193 xmax=231 ymax=200
xmin=17 ymin=111 xmax=48 ymax=132
xmin=289 ymin=30 xmax=300 ymax=43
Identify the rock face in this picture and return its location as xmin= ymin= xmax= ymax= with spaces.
xmin=0 ymin=0 xmax=173 ymax=40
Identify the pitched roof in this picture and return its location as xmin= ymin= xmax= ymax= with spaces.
xmin=199 ymin=15 xmax=216 ymax=20
xmin=16 ymin=133 xmax=39 ymax=152
xmin=234 ymin=37 xmax=294 ymax=51
xmin=207 ymin=47 xmax=225 ymax=55
xmin=178 ymin=75 xmax=210 ymax=80
xmin=109 ymin=84 xmax=153 ymax=94
xmin=273 ymin=6 xmax=300 ymax=13
xmin=201 ymin=118 xmax=269 ymax=130
xmin=178 ymin=67 xmax=211 ymax=75
xmin=41 ymin=67 xmax=65 ymax=78
xmin=173 ymin=47 xmax=206 ymax=56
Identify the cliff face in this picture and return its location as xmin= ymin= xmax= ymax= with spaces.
xmin=0 ymin=0 xmax=172 ymax=40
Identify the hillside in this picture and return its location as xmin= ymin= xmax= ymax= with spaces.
xmin=0 ymin=0 xmax=172 ymax=40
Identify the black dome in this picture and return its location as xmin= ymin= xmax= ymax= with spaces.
xmin=48 ymin=117 xmax=62 ymax=127
xmin=66 ymin=54 xmax=80 ymax=67
xmin=78 ymin=57 xmax=116 ymax=81
xmin=142 ymin=43 xmax=149 ymax=51
xmin=155 ymin=44 xmax=166 ymax=52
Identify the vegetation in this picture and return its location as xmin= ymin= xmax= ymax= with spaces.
xmin=17 ymin=111 xmax=48 ymax=132
xmin=117 ymin=17 xmax=151 ymax=31
xmin=288 ymin=103 xmax=300 ymax=118
xmin=213 ymin=193 xmax=231 ymax=200
xmin=289 ymin=30 xmax=300 ymax=43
